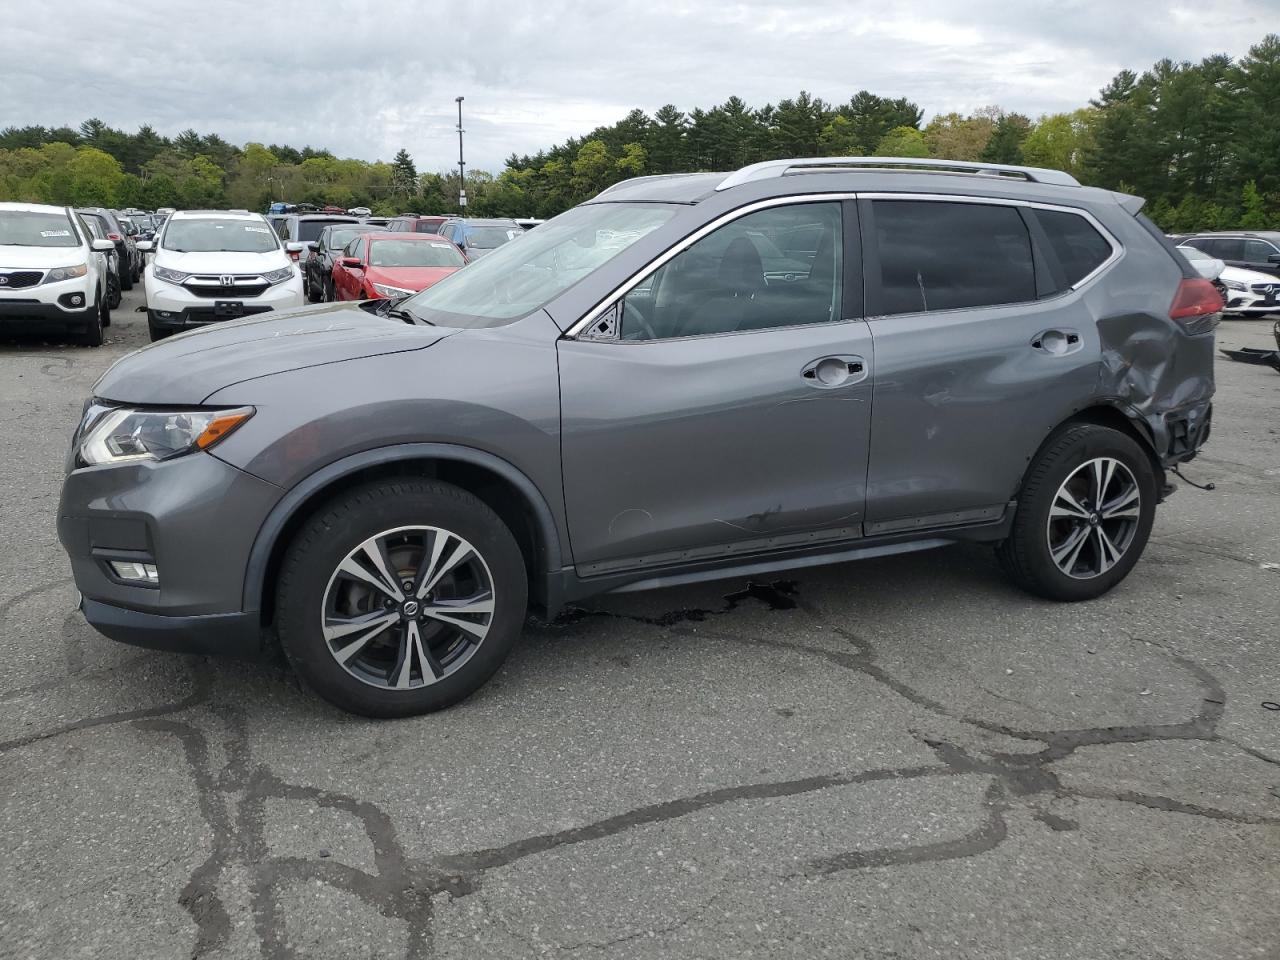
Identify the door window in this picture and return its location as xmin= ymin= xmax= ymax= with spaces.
xmin=872 ymin=200 xmax=1035 ymax=315
xmin=1207 ymin=237 xmax=1245 ymax=260
xmin=619 ymin=202 xmax=842 ymax=340
xmin=1036 ymin=209 xmax=1113 ymax=287
xmin=1244 ymin=238 xmax=1278 ymax=262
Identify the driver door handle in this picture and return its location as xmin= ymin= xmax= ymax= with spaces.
xmin=801 ymin=355 xmax=867 ymax=388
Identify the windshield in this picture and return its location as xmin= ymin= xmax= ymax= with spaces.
xmin=414 ymin=220 xmax=447 ymax=233
xmin=401 ymin=202 xmax=676 ymax=327
xmin=465 ymin=225 xmax=522 ymax=249
xmin=327 ymin=226 xmax=376 ymax=249
xmin=163 ymin=218 xmax=280 ymax=253
xmin=369 ymin=239 xmax=465 ymax=268
xmin=299 ymin=219 xmax=356 ymax=242
xmin=0 ymin=210 xmax=82 ymax=248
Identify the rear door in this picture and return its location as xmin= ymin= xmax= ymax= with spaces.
xmin=860 ymin=196 xmax=1112 ymax=533
xmin=558 ymin=199 xmax=874 ymax=574
xmin=1242 ymin=238 xmax=1280 ymax=279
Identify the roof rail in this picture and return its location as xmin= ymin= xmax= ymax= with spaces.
xmin=716 ymin=157 xmax=1081 ymax=191
xmin=593 ymin=173 xmax=714 ymax=200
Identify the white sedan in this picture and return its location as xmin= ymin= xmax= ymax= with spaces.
xmin=1179 ymin=244 xmax=1279 ymax=316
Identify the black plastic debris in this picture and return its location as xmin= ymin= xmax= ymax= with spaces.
xmin=1219 ymin=320 xmax=1280 ymax=372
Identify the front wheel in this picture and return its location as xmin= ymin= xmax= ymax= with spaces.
xmin=76 ymin=297 xmax=104 ymax=347
xmin=996 ymin=424 xmax=1157 ymax=601
xmin=276 ymin=479 xmax=528 ymax=717
xmin=119 ymin=261 xmax=133 ymax=291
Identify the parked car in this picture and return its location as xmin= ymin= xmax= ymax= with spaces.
xmin=303 ymin=222 xmax=381 ymax=302
xmin=330 ymin=232 xmax=466 ymax=301
xmin=348 ymin=206 xmax=372 ymax=217
xmin=435 ymin=217 xmax=524 ymax=260
xmin=273 ymin=213 xmax=360 ymax=264
xmin=1180 ymin=232 xmax=1280 ymax=279
xmin=80 ymin=212 xmax=122 ymax=310
xmin=0 ymin=202 xmax=115 ymax=345
xmin=386 ymin=215 xmax=450 ymax=235
xmin=57 ymin=156 xmax=1219 ymax=717
xmin=138 ymin=209 xmax=305 ymax=340
xmin=1179 ymin=243 xmax=1279 ymax=316
xmin=360 ymin=217 xmax=393 ymax=228
xmin=76 ymin=206 xmax=140 ymax=290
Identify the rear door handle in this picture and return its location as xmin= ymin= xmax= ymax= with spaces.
xmin=801 ymin=355 xmax=867 ymax=388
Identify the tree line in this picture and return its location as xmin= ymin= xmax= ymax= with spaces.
xmin=1 ymin=33 xmax=1276 ymax=232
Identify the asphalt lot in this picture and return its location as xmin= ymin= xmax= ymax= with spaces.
xmin=1 ymin=287 xmax=1278 ymax=960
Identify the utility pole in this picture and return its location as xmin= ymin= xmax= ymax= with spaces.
xmin=455 ymin=96 xmax=467 ymax=212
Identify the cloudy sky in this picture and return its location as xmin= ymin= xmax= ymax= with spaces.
xmin=8 ymin=0 xmax=1275 ymax=173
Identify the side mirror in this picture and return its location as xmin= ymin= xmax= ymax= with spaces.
xmin=340 ymin=257 xmax=362 ymax=268
xmin=285 ymin=241 xmax=305 ymax=253
xmin=1268 ymin=253 xmax=1280 ymax=264
xmin=92 ymin=238 xmax=117 ymax=252
xmin=307 ymin=241 xmax=319 ymax=251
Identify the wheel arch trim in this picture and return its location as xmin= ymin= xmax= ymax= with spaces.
xmin=241 ymin=443 xmax=565 ymax=616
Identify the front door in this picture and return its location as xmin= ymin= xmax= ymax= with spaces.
xmin=558 ymin=200 xmax=873 ymax=575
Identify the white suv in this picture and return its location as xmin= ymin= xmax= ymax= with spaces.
xmin=139 ymin=209 xmax=306 ymax=341
xmin=0 ymin=202 xmax=116 ymax=346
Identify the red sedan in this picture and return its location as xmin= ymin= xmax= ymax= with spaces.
xmin=330 ymin=232 xmax=466 ymax=301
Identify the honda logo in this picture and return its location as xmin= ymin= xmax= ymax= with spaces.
xmin=219 ymin=274 xmax=235 ymax=287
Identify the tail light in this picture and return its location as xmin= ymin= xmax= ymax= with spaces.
xmin=107 ymin=233 xmax=122 ymax=242
xmin=288 ymin=249 xmax=300 ymax=261
xmin=1168 ymin=278 xmax=1222 ymax=334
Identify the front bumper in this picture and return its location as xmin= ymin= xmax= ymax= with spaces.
xmin=58 ymin=449 xmax=282 ymax=654
xmin=145 ymin=276 xmax=305 ymax=330
xmin=0 ymin=279 xmax=98 ymax=331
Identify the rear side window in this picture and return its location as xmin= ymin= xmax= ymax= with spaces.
xmin=872 ymin=200 xmax=1035 ymax=315
xmin=1206 ymin=237 xmax=1245 ymax=260
xmin=1037 ymin=209 xmax=1112 ymax=286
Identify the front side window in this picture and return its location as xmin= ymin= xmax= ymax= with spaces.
xmin=368 ymin=239 xmax=466 ymax=268
xmin=399 ymin=202 xmax=676 ymax=327
xmin=1244 ymin=238 xmax=1278 ymax=262
xmin=619 ymin=202 xmax=843 ymax=341
xmin=162 ymin=218 xmax=280 ymax=253
xmin=0 ymin=209 xmax=82 ymax=248
xmin=873 ymin=200 xmax=1034 ymax=315
xmin=1037 ymin=209 xmax=1113 ymax=288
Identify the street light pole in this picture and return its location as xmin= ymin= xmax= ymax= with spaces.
xmin=455 ymin=96 xmax=466 ymax=212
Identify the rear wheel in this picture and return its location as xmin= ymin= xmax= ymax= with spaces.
xmin=99 ymin=287 xmax=111 ymax=328
xmin=276 ymin=479 xmax=528 ymax=717
xmin=119 ymin=260 xmax=133 ymax=291
xmin=997 ymin=424 xmax=1156 ymax=601
xmin=305 ymin=270 xmax=320 ymax=303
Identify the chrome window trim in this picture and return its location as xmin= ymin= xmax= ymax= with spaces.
xmin=565 ymin=193 xmax=855 ymax=339
xmin=566 ymin=191 xmax=1123 ymax=340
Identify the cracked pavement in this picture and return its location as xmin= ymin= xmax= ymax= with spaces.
xmin=2 ymin=290 xmax=1279 ymax=959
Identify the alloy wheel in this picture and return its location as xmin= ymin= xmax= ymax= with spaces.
xmin=320 ymin=525 xmax=495 ymax=690
xmin=1046 ymin=456 xmax=1141 ymax=579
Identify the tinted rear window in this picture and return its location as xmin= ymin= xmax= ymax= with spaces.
xmin=298 ymin=219 xmax=356 ymax=241
xmin=1037 ymin=209 xmax=1113 ymax=287
xmin=872 ymin=200 xmax=1035 ymax=315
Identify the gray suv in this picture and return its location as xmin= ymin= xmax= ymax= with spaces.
xmin=57 ymin=157 xmax=1220 ymax=717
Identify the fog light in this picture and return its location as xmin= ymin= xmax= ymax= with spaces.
xmin=109 ymin=560 xmax=159 ymax=584
xmin=71 ymin=294 xmax=83 ymax=306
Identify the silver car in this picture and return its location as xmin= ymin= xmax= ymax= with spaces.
xmin=58 ymin=157 xmax=1220 ymax=716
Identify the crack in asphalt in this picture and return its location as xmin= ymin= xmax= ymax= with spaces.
xmin=4 ymin=573 xmax=1279 ymax=958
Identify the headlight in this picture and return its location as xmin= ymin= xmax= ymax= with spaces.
xmin=262 ymin=266 xmax=296 ymax=284
xmin=372 ymin=282 xmax=414 ymax=298
xmin=153 ymin=265 xmax=190 ymax=284
xmin=1222 ymin=279 xmax=1247 ymax=291
xmin=42 ymin=264 xmax=88 ymax=284
xmin=78 ymin=404 xmax=254 ymax=466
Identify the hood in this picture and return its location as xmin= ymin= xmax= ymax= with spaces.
xmin=1221 ymin=264 xmax=1280 ymax=284
xmin=94 ymin=302 xmax=451 ymax=404
xmin=366 ymin=264 xmax=461 ymax=292
xmin=154 ymin=249 xmax=292 ymax=274
xmin=0 ymin=247 xmax=87 ymax=270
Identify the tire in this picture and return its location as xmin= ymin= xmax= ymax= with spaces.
xmin=76 ymin=298 xmax=104 ymax=347
xmin=276 ymin=479 xmax=528 ymax=718
xmin=119 ymin=261 xmax=133 ymax=291
xmin=323 ymin=278 xmax=335 ymax=302
xmin=305 ymin=271 xmax=320 ymax=303
xmin=996 ymin=424 xmax=1157 ymax=601
xmin=100 ymin=287 xmax=111 ymax=328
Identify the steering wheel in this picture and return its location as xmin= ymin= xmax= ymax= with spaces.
xmin=620 ymin=302 xmax=658 ymax=341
